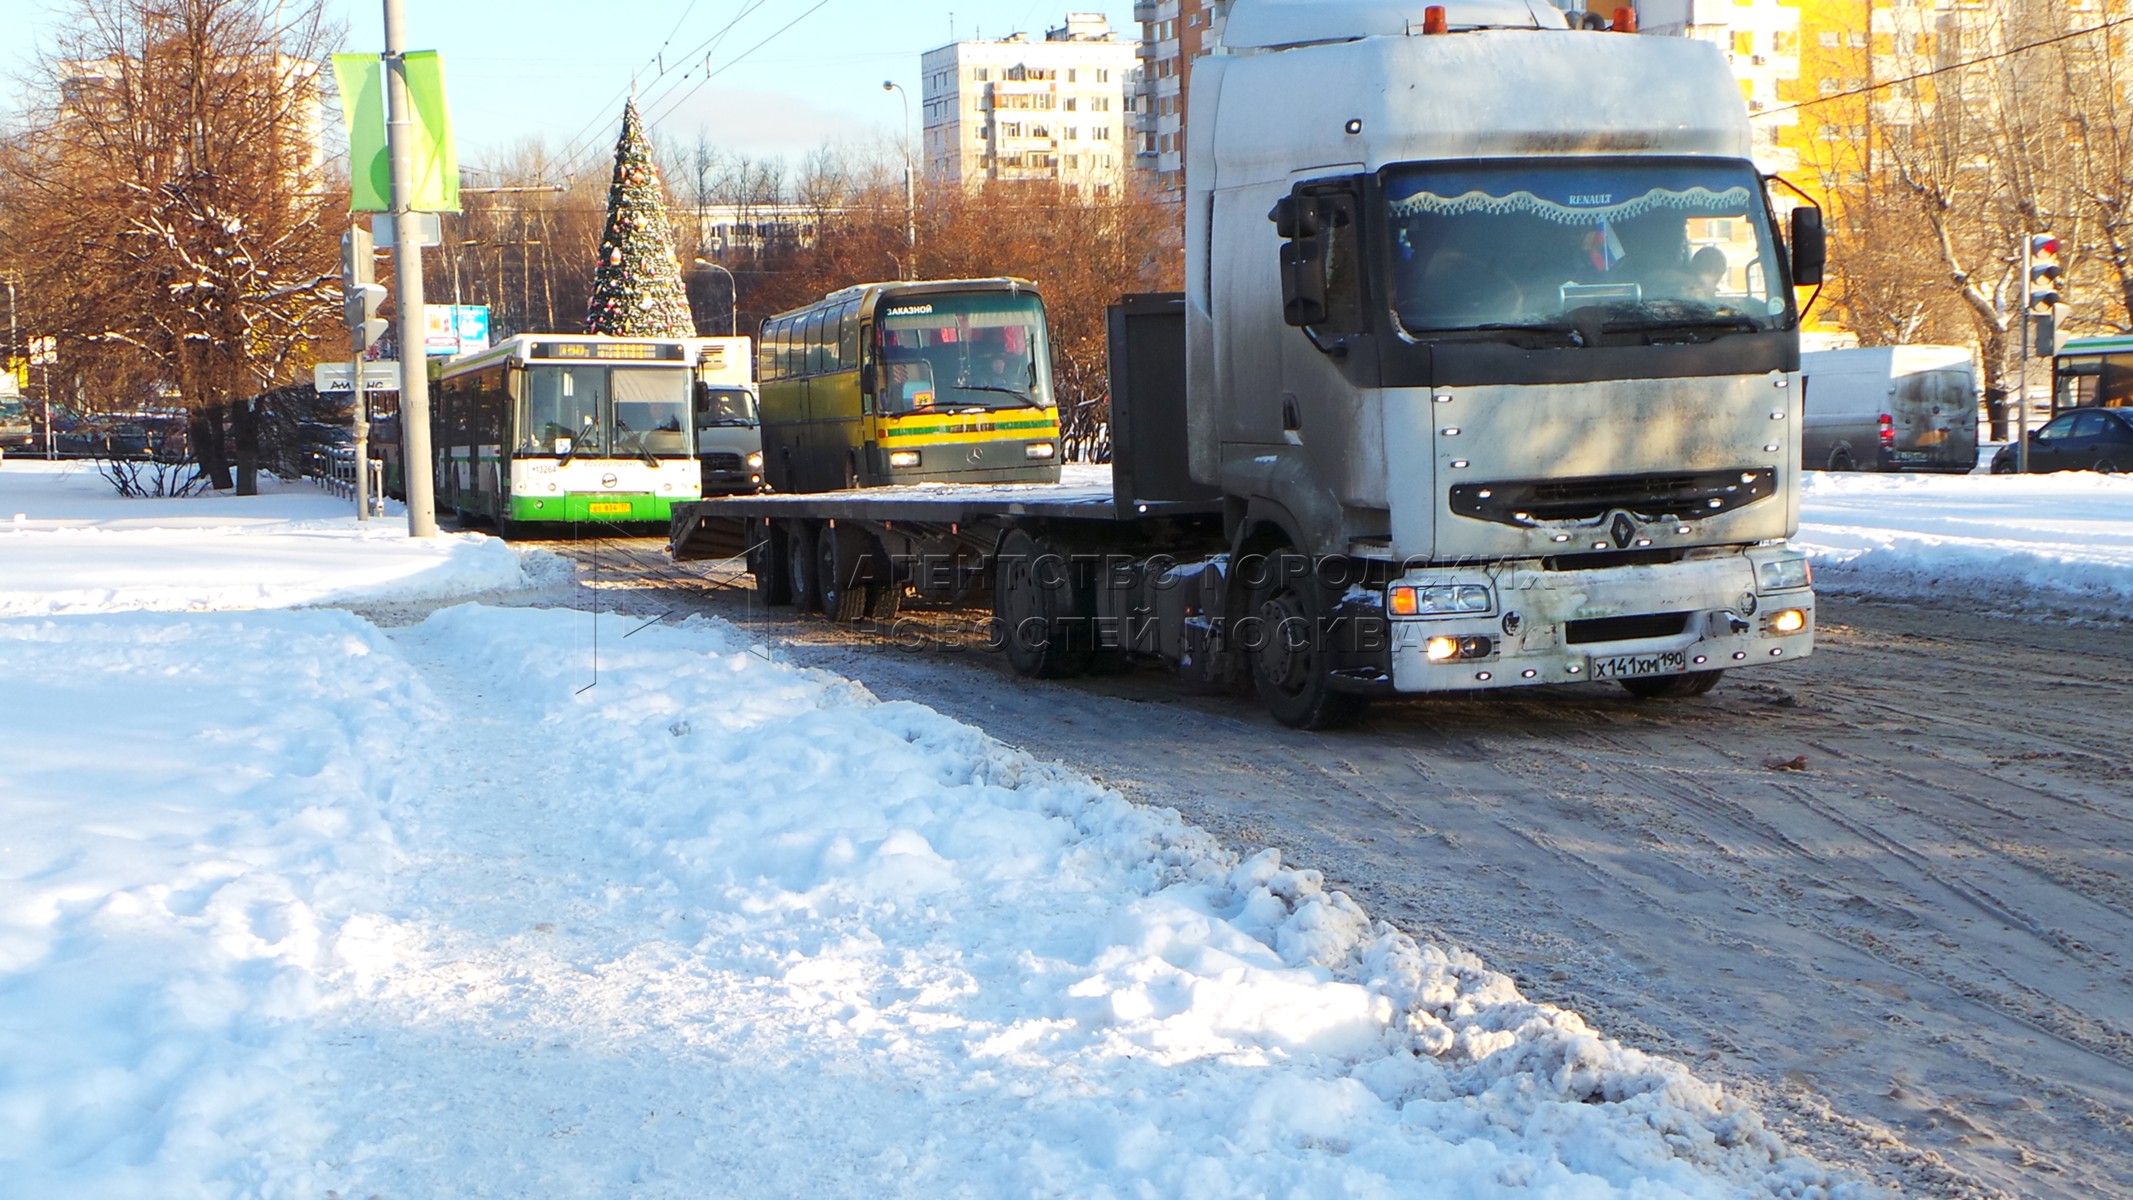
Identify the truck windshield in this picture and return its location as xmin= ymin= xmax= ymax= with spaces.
xmin=1384 ymin=159 xmax=1791 ymax=339
xmin=696 ymin=385 xmax=758 ymax=428
xmin=876 ymin=291 xmax=1053 ymax=413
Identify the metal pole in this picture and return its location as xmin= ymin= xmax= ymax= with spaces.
xmin=693 ymin=258 xmax=737 ymax=335
xmin=2017 ymin=233 xmax=2030 ymax=474
xmin=883 ymin=81 xmax=915 ymax=272
xmin=383 ymin=0 xmax=438 ymax=536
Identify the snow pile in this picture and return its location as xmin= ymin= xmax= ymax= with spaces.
xmin=1797 ymin=470 xmax=2133 ymax=613
xmin=0 ymin=460 xmax=1862 ymax=1196
xmin=0 ymin=460 xmax=524 ymax=614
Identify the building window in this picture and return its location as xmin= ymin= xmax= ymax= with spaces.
xmin=1093 ymin=126 xmax=1110 ymax=140
xmin=1097 ymin=69 xmax=1109 ymax=82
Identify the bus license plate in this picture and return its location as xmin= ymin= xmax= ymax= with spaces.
xmin=588 ymin=501 xmax=631 ymax=515
xmin=1590 ymin=650 xmax=1688 ymax=679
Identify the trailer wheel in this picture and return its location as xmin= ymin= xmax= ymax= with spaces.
xmin=817 ymin=523 xmax=876 ymax=624
xmin=785 ymin=520 xmax=823 ymax=614
xmin=994 ymin=529 xmax=1095 ymax=678
xmin=748 ymin=519 xmax=792 ymax=606
xmin=1619 ymin=670 xmax=1724 ymax=699
xmin=1245 ymin=556 xmax=1366 ymax=730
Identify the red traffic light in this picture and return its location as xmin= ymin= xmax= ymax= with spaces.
xmin=2030 ymin=234 xmax=2061 ymax=257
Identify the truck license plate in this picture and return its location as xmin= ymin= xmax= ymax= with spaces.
xmin=1590 ymin=650 xmax=1688 ymax=679
xmin=588 ymin=501 xmax=631 ymax=515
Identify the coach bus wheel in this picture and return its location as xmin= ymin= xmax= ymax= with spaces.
xmin=1619 ymin=670 xmax=1724 ymax=699
xmin=1245 ymin=550 xmax=1366 ymax=730
xmin=993 ymin=528 xmax=1095 ymax=678
xmin=785 ymin=520 xmax=823 ymax=614
xmin=818 ymin=523 xmax=875 ymax=624
xmin=749 ymin=519 xmax=792 ymax=606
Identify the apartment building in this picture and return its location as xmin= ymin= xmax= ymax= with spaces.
xmin=919 ymin=14 xmax=1140 ymax=193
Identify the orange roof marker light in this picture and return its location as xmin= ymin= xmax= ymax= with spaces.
xmin=1422 ymin=5 xmax=1449 ymax=34
xmin=1612 ymin=6 xmax=1637 ymax=32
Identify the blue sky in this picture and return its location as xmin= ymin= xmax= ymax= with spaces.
xmin=0 ymin=0 xmax=1137 ymax=173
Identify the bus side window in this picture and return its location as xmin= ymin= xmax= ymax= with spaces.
xmin=804 ymin=308 xmax=828 ymax=376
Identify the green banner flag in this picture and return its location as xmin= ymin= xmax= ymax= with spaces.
xmin=403 ymin=51 xmax=460 ymax=213
xmin=332 ymin=53 xmax=389 ymax=212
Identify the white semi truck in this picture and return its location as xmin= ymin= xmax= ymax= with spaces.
xmin=670 ymin=0 xmax=1824 ymax=728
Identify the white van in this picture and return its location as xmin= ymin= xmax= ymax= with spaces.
xmin=1801 ymin=345 xmax=1978 ymax=473
xmin=691 ymin=336 xmax=763 ymax=495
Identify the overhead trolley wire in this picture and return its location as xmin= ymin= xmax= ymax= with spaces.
xmin=1756 ymin=11 xmax=2133 ymax=119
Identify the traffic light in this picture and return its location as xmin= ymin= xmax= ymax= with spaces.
xmin=341 ymin=226 xmax=388 ymax=352
xmin=2026 ymin=233 xmax=2062 ymax=314
xmin=2026 ymin=232 xmax=2062 ymax=354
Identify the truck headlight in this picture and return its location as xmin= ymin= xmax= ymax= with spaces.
xmin=1025 ymin=442 xmax=1056 ymax=460
xmin=1389 ymin=583 xmax=1493 ymax=617
xmin=1758 ymin=554 xmax=1812 ymax=592
xmin=745 ymin=451 xmax=763 ymax=469
xmin=889 ymin=450 xmax=921 ymax=468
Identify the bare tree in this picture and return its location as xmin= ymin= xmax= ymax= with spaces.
xmin=0 ymin=0 xmax=343 ymax=492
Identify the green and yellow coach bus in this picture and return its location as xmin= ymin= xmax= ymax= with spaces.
xmin=756 ymin=277 xmax=1063 ymax=492
xmin=433 ymin=333 xmax=703 ymax=535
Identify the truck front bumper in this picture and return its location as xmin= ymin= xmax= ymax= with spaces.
xmin=1382 ymin=548 xmax=1814 ymax=694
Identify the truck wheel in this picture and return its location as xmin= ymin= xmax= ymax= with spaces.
xmin=817 ymin=523 xmax=875 ymax=624
xmin=1828 ymin=448 xmax=1856 ymax=472
xmin=1245 ymin=559 xmax=1366 ymax=730
xmin=748 ymin=519 xmax=792 ymax=606
xmin=785 ymin=520 xmax=822 ymax=614
xmin=993 ymin=528 xmax=1095 ymax=678
xmin=1619 ymin=670 xmax=1724 ymax=699
xmin=2094 ymin=459 xmax=2119 ymax=474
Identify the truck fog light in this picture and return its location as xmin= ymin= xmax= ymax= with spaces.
xmin=1771 ymin=608 xmax=1807 ymax=634
xmin=1024 ymin=442 xmax=1056 ymax=460
xmin=1426 ymin=635 xmax=1492 ymax=661
xmin=889 ymin=450 xmax=921 ymax=468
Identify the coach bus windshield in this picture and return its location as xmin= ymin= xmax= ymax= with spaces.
xmin=1383 ymin=158 xmax=1791 ymax=341
xmin=521 ymin=364 xmax=693 ymax=458
xmin=876 ymin=291 xmax=1051 ymax=414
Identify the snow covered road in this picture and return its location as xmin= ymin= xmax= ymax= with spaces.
xmin=0 ymin=464 xmax=1858 ymax=1197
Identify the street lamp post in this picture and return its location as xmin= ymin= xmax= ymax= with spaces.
xmin=882 ymin=80 xmax=916 ymax=271
xmin=691 ymin=258 xmax=737 ymax=336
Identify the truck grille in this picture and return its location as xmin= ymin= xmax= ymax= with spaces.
xmin=1450 ymin=468 xmax=1774 ymax=527
xmin=703 ymin=452 xmax=745 ymax=472
xmin=1565 ymin=612 xmax=1692 ymax=645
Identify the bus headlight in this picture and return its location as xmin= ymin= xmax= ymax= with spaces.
xmin=1025 ymin=442 xmax=1056 ymax=460
xmin=746 ymin=452 xmax=764 ymax=469
xmin=889 ymin=450 xmax=921 ymax=468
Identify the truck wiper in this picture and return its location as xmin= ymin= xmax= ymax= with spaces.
xmin=1602 ymin=315 xmax=1763 ymax=340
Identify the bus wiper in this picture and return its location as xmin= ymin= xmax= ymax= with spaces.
xmin=956 ymin=385 xmax=1038 ymax=406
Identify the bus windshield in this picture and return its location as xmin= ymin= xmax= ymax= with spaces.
xmin=876 ymin=291 xmax=1051 ymax=413
xmin=521 ymin=364 xmax=692 ymax=458
xmin=1383 ymin=158 xmax=1791 ymax=340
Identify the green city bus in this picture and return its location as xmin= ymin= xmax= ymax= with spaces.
xmin=432 ymin=334 xmax=703 ymax=535
xmin=757 ymin=278 xmax=1062 ymax=492
xmin=2053 ymin=334 xmax=2133 ymax=413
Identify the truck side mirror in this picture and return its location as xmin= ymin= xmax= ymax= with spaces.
xmin=1281 ymin=235 xmax=1328 ymax=327
xmin=1789 ymin=206 xmax=1826 ymax=287
xmin=1274 ymin=193 xmax=1328 ymax=327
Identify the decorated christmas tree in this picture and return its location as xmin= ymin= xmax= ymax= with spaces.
xmin=584 ymin=99 xmax=695 ymax=337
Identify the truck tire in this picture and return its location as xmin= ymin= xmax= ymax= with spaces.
xmin=1244 ymin=555 xmax=1367 ymax=730
xmin=1619 ymin=670 xmax=1724 ymax=699
xmin=785 ymin=520 xmax=822 ymax=614
xmin=1828 ymin=447 xmax=1856 ymax=472
xmin=993 ymin=528 xmax=1095 ymax=678
xmin=817 ymin=522 xmax=874 ymax=624
xmin=748 ymin=519 xmax=792 ymax=607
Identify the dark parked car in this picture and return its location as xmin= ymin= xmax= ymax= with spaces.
xmin=1991 ymin=407 xmax=2133 ymax=474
